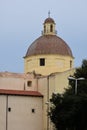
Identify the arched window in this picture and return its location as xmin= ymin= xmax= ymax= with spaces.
xmin=50 ymin=24 xmax=53 ymax=32
xmin=44 ymin=25 xmax=46 ymax=33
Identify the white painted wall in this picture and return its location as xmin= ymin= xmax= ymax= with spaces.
xmin=0 ymin=95 xmax=6 ymax=130
xmin=0 ymin=95 xmax=43 ymax=130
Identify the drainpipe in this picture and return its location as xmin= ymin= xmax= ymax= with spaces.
xmin=47 ymin=75 xmax=50 ymax=130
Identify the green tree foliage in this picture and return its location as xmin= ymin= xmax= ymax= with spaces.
xmin=49 ymin=59 xmax=87 ymax=130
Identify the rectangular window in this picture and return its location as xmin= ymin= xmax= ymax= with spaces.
xmin=32 ymin=108 xmax=35 ymax=113
xmin=70 ymin=60 xmax=72 ymax=68
xmin=27 ymin=81 xmax=32 ymax=87
xmin=40 ymin=58 xmax=45 ymax=66
xmin=8 ymin=107 xmax=11 ymax=112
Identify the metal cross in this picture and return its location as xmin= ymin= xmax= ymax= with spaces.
xmin=48 ymin=11 xmax=50 ymax=17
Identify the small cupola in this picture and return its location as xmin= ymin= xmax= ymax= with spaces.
xmin=42 ymin=12 xmax=56 ymax=35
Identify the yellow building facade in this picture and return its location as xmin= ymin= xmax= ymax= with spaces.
xmin=24 ymin=16 xmax=74 ymax=75
xmin=24 ymin=15 xmax=75 ymax=130
xmin=0 ymin=16 xmax=75 ymax=130
xmin=37 ymin=68 xmax=75 ymax=130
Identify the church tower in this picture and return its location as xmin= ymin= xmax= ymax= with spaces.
xmin=24 ymin=15 xmax=74 ymax=75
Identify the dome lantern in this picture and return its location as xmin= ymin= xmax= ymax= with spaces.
xmin=42 ymin=13 xmax=56 ymax=35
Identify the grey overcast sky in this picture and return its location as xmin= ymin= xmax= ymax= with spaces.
xmin=0 ymin=0 xmax=87 ymax=73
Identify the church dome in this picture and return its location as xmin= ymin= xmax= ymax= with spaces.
xmin=24 ymin=16 xmax=74 ymax=75
xmin=25 ymin=16 xmax=73 ymax=58
xmin=25 ymin=35 xmax=73 ymax=57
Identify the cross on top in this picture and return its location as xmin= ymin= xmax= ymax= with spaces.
xmin=48 ymin=11 xmax=51 ymax=17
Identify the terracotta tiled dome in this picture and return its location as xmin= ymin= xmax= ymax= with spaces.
xmin=25 ymin=35 xmax=73 ymax=57
xmin=44 ymin=17 xmax=55 ymax=24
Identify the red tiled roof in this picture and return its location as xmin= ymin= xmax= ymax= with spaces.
xmin=44 ymin=17 xmax=55 ymax=24
xmin=0 ymin=89 xmax=43 ymax=97
xmin=25 ymin=35 xmax=73 ymax=57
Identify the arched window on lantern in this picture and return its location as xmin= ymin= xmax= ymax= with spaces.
xmin=50 ymin=24 xmax=53 ymax=32
xmin=44 ymin=25 xmax=46 ymax=33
